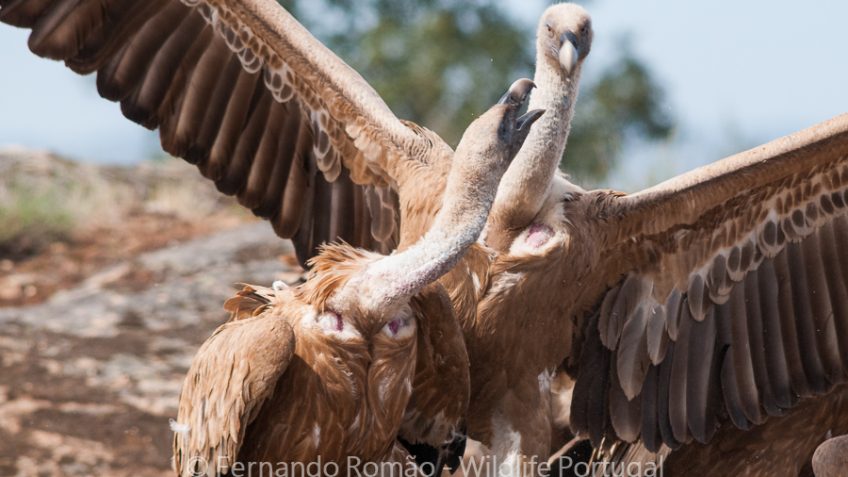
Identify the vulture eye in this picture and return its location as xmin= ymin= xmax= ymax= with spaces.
xmin=317 ymin=310 xmax=345 ymax=333
xmin=545 ymin=23 xmax=554 ymax=37
xmin=383 ymin=315 xmax=414 ymax=338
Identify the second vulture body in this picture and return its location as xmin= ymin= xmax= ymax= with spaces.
xmin=467 ymin=112 xmax=848 ymax=476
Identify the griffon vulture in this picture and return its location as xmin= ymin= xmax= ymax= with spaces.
xmin=465 ymin=115 xmax=848 ymax=476
xmin=172 ymin=85 xmax=542 ymax=476
xmin=0 ymin=0 xmax=542 ymax=471
xmin=414 ymin=5 xmax=848 ymax=475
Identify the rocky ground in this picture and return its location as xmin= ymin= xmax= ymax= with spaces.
xmin=0 ymin=151 xmax=303 ymax=476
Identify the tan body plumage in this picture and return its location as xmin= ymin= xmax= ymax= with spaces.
xmin=174 ymin=279 xmax=455 ymax=472
xmin=171 ymin=83 xmax=542 ymax=475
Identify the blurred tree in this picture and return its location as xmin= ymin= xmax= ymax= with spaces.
xmin=278 ymin=0 xmax=673 ymax=182
xmin=567 ymin=45 xmax=674 ymax=181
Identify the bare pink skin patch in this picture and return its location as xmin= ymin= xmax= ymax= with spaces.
xmin=318 ymin=310 xmax=345 ymax=332
xmin=525 ymin=223 xmax=554 ymax=248
xmin=387 ymin=318 xmax=401 ymax=335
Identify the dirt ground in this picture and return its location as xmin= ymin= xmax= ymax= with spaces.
xmin=0 ymin=152 xmax=303 ymax=476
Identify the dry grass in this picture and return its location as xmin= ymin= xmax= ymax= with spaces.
xmin=0 ymin=148 xmax=246 ymax=260
xmin=0 ymin=181 xmax=77 ymax=257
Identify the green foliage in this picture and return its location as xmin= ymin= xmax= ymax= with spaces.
xmin=283 ymin=0 xmax=529 ymax=146
xmin=278 ymin=0 xmax=673 ymax=181
xmin=0 ymin=182 xmax=75 ymax=257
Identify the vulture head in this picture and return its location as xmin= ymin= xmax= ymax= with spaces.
xmin=538 ymin=3 xmax=593 ymax=76
xmin=290 ymin=78 xmax=543 ymax=342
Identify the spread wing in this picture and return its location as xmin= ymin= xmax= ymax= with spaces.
xmin=401 ymin=284 xmax=471 ymax=473
xmin=571 ymin=114 xmax=848 ymax=452
xmin=0 ymin=0 xmax=447 ymax=264
xmin=173 ymin=286 xmax=295 ymax=476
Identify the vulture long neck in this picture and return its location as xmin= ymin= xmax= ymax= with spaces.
xmin=487 ymin=59 xmax=582 ymax=250
xmin=347 ymin=79 xmax=542 ymax=311
xmin=370 ymin=148 xmax=506 ymax=303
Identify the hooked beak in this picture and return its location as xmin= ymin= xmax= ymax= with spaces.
xmin=495 ymin=78 xmax=543 ymax=148
xmin=498 ymin=78 xmax=536 ymax=107
xmin=517 ymin=109 xmax=545 ymax=132
xmin=559 ymin=31 xmax=580 ymax=75
xmin=496 ymin=79 xmax=544 ymax=145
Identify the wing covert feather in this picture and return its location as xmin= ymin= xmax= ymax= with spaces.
xmin=174 ymin=306 xmax=295 ymax=476
xmin=0 ymin=0 xmax=445 ymax=265
xmin=399 ymin=285 xmax=470 ymax=470
xmin=571 ymin=115 xmax=848 ymax=451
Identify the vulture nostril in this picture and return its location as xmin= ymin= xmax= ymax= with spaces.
xmin=561 ymin=30 xmax=579 ymax=47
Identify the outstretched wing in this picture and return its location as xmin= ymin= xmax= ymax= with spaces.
xmin=0 ymin=0 xmax=447 ymax=264
xmin=173 ymin=286 xmax=295 ymax=476
xmin=571 ymin=114 xmax=848 ymax=451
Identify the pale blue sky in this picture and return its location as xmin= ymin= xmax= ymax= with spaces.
xmin=0 ymin=1 xmax=845 ymax=189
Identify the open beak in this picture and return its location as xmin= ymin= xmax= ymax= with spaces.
xmin=496 ymin=78 xmax=543 ymax=145
xmin=559 ymin=31 xmax=580 ymax=75
xmin=517 ymin=109 xmax=545 ymax=131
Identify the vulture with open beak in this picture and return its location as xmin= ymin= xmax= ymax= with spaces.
xmin=0 ymin=0 xmax=541 ymax=472
xmin=172 ymin=85 xmax=541 ymax=475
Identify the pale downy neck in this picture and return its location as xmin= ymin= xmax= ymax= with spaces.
xmin=354 ymin=150 xmax=506 ymax=310
xmin=488 ymin=57 xmax=582 ymax=243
